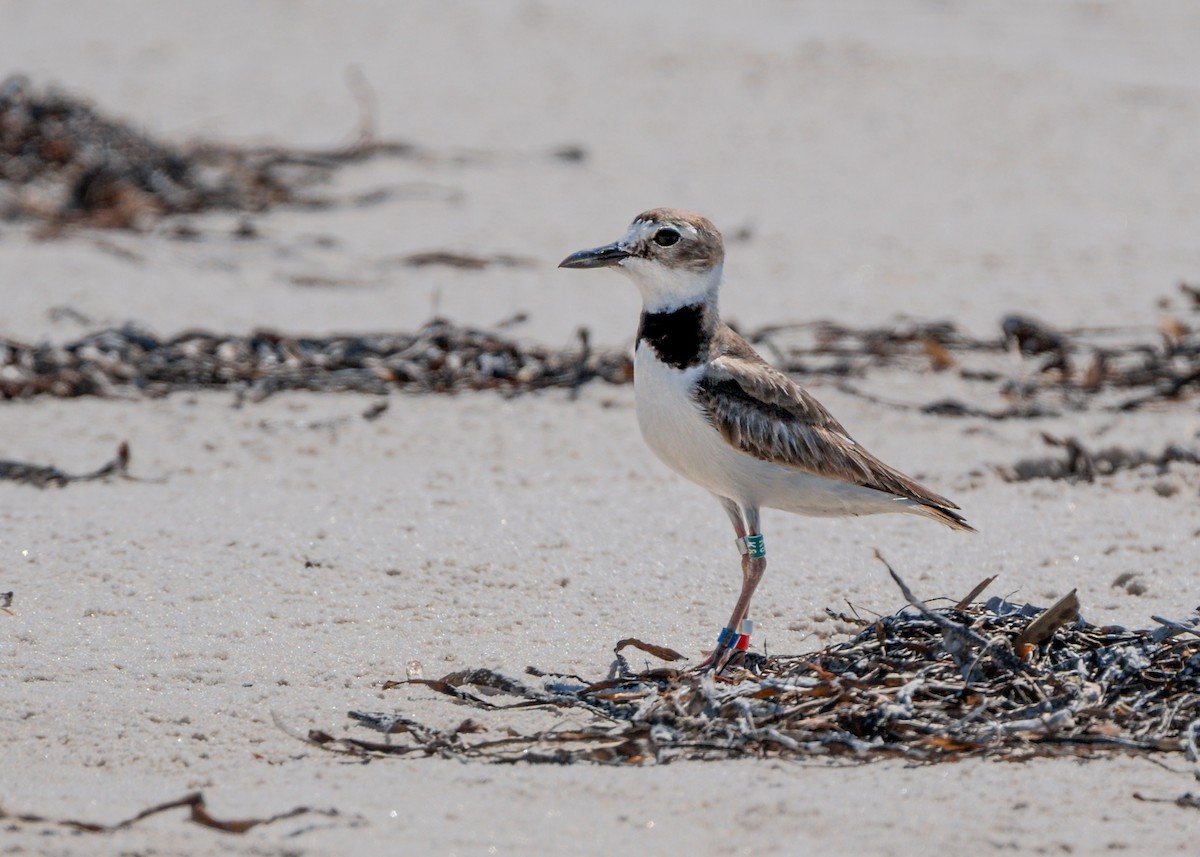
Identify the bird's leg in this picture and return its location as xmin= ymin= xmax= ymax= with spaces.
xmin=722 ymin=551 xmax=765 ymax=634
xmin=728 ymin=505 xmax=763 ymax=627
xmin=702 ymin=501 xmax=764 ymax=672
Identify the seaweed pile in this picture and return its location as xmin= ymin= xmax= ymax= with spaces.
xmin=0 ymin=76 xmax=582 ymax=230
xmin=0 ymin=76 xmax=357 ymax=229
xmin=4 ymin=294 xmax=1198 ymax=413
xmin=0 ymin=322 xmax=629 ymax=401
xmin=1000 ymin=433 xmax=1200 ymax=484
xmin=750 ymin=292 xmax=1200 ymax=416
xmin=314 ymin=572 xmax=1200 ymax=766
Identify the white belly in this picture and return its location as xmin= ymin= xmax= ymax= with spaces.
xmin=633 ymin=343 xmax=912 ymax=517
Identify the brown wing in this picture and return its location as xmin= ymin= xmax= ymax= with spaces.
xmin=696 ymin=327 xmax=971 ymax=529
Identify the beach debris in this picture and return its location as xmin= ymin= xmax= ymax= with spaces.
xmin=1001 ymin=315 xmax=1067 ymax=355
xmin=548 ymin=144 xmax=588 ymax=163
xmin=1002 ymin=314 xmax=1070 ymax=373
xmin=1180 ymin=282 xmax=1200 ymax=310
xmin=319 ymin=571 xmax=1200 ymax=766
xmin=0 ymin=591 xmax=13 ymax=616
xmin=2 ymin=298 xmax=1198 ymax=413
xmin=0 ymin=75 xmax=344 ymax=229
xmin=46 ymin=305 xmax=94 ymax=326
xmin=0 ymin=302 xmax=1195 ymax=408
xmin=0 ymin=791 xmax=346 ymax=835
xmin=396 ymin=251 xmax=537 ymax=271
xmin=1133 ymin=791 xmax=1200 ymax=811
xmin=920 ymin=336 xmax=956 ymax=371
xmin=0 ymin=75 xmax=584 ymax=231
xmin=755 ymin=307 xmax=1200 ymax=415
xmin=0 ymin=322 xmax=631 ymax=401
xmin=1112 ymin=572 xmax=1148 ymax=597
xmin=999 ymin=434 xmax=1200 ymax=483
xmin=361 ymin=399 xmax=388 ymax=421
xmin=1151 ymin=615 xmax=1200 ymax=642
xmin=1013 ymin=589 xmax=1080 ymax=651
xmin=0 ymin=442 xmax=131 ymax=488
xmin=287 ymin=274 xmax=371 ymax=289
xmin=614 ymin=637 xmax=686 ymax=663
xmin=258 ymin=399 xmax=388 ymax=434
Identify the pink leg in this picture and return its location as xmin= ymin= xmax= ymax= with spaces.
xmin=723 ymin=554 xmax=766 ymax=633
xmin=700 ymin=500 xmax=765 ymax=672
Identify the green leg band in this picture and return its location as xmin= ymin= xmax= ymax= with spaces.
xmin=737 ymin=534 xmax=766 ymax=559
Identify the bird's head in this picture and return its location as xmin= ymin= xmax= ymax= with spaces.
xmin=559 ymin=209 xmax=725 ymax=312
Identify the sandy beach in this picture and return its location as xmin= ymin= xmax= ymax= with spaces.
xmin=3 ymin=2 xmax=1199 ymax=854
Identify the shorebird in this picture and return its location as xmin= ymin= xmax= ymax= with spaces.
xmin=560 ymin=209 xmax=973 ymax=668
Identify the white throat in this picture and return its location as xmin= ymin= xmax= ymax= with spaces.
xmin=619 ymin=259 xmax=723 ymax=314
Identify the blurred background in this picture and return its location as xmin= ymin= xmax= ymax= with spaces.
xmin=4 ymin=0 xmax=1199 ymax=349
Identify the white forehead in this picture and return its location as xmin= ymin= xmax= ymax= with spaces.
xmin=621 ymin=218 xmax=699 ymax=246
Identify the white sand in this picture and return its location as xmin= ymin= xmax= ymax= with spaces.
xmin=3 ymin=2 xmax=1199 ymax=853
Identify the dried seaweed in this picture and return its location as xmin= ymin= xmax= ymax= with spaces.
xmin=5 ymin=295 xmax=1196 ymax=416
xmin=397 ymin=251 xmax=537 ymax=270
xmin=323 ymin=574 xmax=1200 ymax=766
xmin=0 ymin=322 xmax=631 ymax=401
xmin=0 ymin=441 xmax=132 ymax=488
xmin=0 ymin=76 xmax=582 ymax=230
xmin=0 ymin=76 xmax=345 ymax=228
xmin=1133 ymin=792 xmax=1200 ymax=810
xmin=752 ymin=299 xmax=1200 ymax=415
xmin=258 ymin=399 xmax=390 ymax=434
xmin=1000 ymin=433 xmax=1200 ymax=483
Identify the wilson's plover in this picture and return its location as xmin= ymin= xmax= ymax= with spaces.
xmin=560 ymin=209 xmax=973 ymax=668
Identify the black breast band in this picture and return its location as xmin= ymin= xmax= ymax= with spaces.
xmin=636 ymin=303 xmax=708 ymax=369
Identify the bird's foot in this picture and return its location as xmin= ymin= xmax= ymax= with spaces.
xmin=695 ymin=620 xmax=753 ymax=675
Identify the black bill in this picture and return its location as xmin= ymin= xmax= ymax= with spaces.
xmin=558 ymin=242 xmax=630 ymax=269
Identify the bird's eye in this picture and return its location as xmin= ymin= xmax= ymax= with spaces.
xmin=653 ymin=228 xmax=681 ymax=247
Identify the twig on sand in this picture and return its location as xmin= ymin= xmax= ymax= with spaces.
xmin=0 ymin=790 xmax=346 ymax=835
xmin=0 ymin=442 xmax=140 ymax=488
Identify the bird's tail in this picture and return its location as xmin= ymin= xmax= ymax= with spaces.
xmin=908 ymin=500 xmax=975 ymax=532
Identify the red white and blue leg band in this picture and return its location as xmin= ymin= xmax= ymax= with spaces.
xmin=716 ymin=619 xmax=754 ymax=651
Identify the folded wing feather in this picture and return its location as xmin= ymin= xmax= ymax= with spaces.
xmin=695 ymin=329 xmax=972 ymax=530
